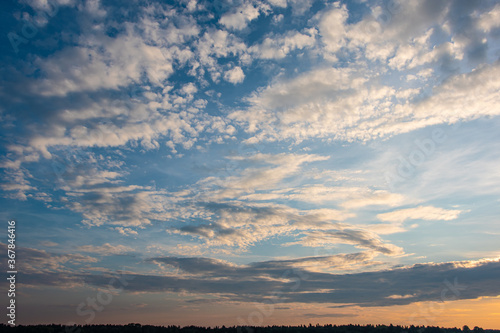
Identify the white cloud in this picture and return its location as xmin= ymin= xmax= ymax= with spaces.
xmin=265 ymin=0 xmax=286 ymax=8
xmin=0 ymin=168 xmax=35 ymax=200
xmin=243 ymin=184 xmax=407 ymax=210
xmin=223 ymin=66 xmax=245 ymax=84
xmin=341 ymin=191 xmax=406 ymax=209
xmin=219 ymin=2 xmax=267 ymax=30
xmin=193 ymin=29 xmax=248 ymax=81
xmin=286 ymin=229 xmax=404 ymax=256
xmin=318 ymin=3 xmax=348 ymax=54
xmin=114 ymin=227 xmax=139 ymax=236
xmin=230 ymin=58 xmax=500 ymax=145
xmin=32 ymin=34 xmax=174 ymax=97
xmin=274 ymin=251 xmax=381 ymax=273
xmin=377 ymin=206 xmax=464 ymax=223
xmin=250 ymin=29 xmax=317 ymax=59
xmin=201 ymin=153 xmax=329 ymax=199
xmin=477 ymin=3 xmax=500 ymax=33
xmin=386 ymin=294 xmax=415 ymax=300
xmin=223 ymin=0 xmax=500 ymax=147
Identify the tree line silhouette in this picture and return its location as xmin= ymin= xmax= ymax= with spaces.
xmin=0 ymin=324 xmax=497 ymax=333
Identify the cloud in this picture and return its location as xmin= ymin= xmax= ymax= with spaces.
xmin=114 ymin=227 xmax=139 ymax=236
xmin=0 ymin=242 xmax=97 ymax=276
xmin=0 ymin=2 xmax=247 ymax=175
xmin=477 ymin=3 xmax=500 ymax=33
xmin=386 ymin=294 xmax=415 ymax=299
xmin=224 ymin=66 xmax=245 ymax=84
xmin=64 ymin=186 xmax=182 ymax=227
xmin=150 ymin=251 xmax=377 ymax=278
xmin=228 ymin=1 xmax=500 ymax=145
xmin=13 ymin=251 xmax=500 ymax=308
xmin=170 ymin=201 xmax=299 ymax=249
xmin=170 ymin=198 xmax=401 ymax=255
xmin=249 ymin=29 xmax=317 ymax=59
xmin=1 ymin=1 xmax=498 ymax=319
xmin=286 ymin=229 xmax=404 ymax=256
xmin=40 ymin=241 xmax=58 ymax=247
xmin=318 ymin=3 xmax=348 ymax=54
xmin=193 ymin=29 xmax=248 ymax=81
xmin=219 ymin=2 xmax=267 ymax=30
xmin=32 ymin=35 xmax=173 ymax=97
xmin=377 ymin=206 xmax=464 ymax=223
xmin=232 ymin=58 xmax=500 ymax=144
xmin=77 ymin=243 xmax=135 ymax=255
xmin=254 ymin=251 xmax=380 ymax=273
xmin=240 ymin=184 xmax=407 ymax=210
xmin=0 ymin=167 xmax=36 ymax=200
xmin=200 ymin=153 xmax=329 ymax=199
xmin=341 ymin=191 xmax=406 ymax=209
xmin=232 ymin=55 xmax=500 ymax=143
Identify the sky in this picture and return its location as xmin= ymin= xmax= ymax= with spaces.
xmin=1 ymin=0 xmax=500 ymax=328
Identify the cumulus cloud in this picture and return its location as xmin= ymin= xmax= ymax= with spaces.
xmin=114 ymin=227 xmax=139 ymax=236
xmin=32 ymin=35 xmax=174 ymax=97
xmin=318 ymin=3 xmax=348 ymax=54
xmin=249 ymin=29 xmax=317 ymax=59
xmin=193 ymin=29 xmax=248 ymax=81
xmin=219 ymin=2 xmax=267 ymax=30
xmin=224 ymin=66 xmax=245 ymax=84
xmin=477 ymin=3 xmax=500 ymax=33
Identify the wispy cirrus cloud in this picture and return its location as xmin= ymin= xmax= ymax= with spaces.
xmin=77 ymin=243 xmax=135 ymax=255
xmin=377 ymin=206 xmax=464 ymax=223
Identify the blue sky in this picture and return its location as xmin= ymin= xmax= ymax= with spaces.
xmin=1 ymin=0 xmax=500 ymax=328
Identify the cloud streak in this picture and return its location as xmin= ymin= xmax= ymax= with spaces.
xmin=7 ymin=241 xmax=499 ymax=308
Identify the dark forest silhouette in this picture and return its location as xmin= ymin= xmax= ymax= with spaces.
xmin=0 ymin=323 xmax=498 ymax=333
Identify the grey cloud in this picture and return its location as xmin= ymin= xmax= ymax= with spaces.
xmin=252 ymin=252 xmax=373 ymax=269
xmin=203 ymin=201 xmax=280 ymax=217
xmin=324 ymin=229 xmax=402 ymax=255
xmin=4 ymin=242 xmax=500 ymax=307
xmin=290 ymin=229 xmax=404 ymax=256
xmin=89 ymin=257 xmax=500 ymax=307
xmin=150 ymin=252 xmax=373 ymax=279
xmin=386 ymin=0 xmax=497 ymax=71
xmin=0 ymin=242 xmax=97 ymax=275
xmin=173 ymin=201 xmax=402 ymax=254
xmin=180 ymin=223 xmax=241 ymax=238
